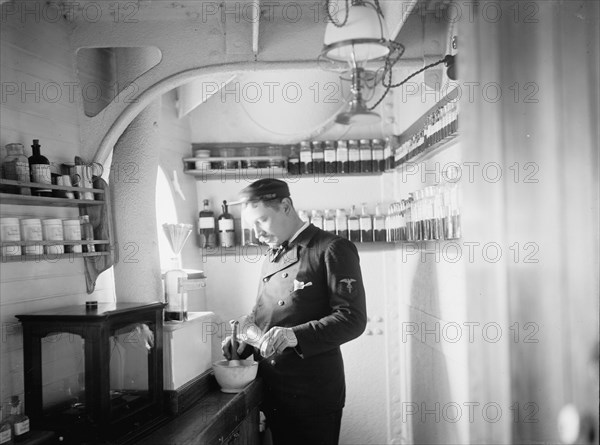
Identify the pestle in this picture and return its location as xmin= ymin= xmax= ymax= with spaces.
xmin=229 ymin=320 xmax=241 ymax=366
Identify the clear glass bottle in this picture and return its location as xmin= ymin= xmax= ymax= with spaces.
xmin=371 ymin=139 xmax=385 ymax=173
xmin=28 ymin=139 xmax=52 ymax=197
xmin=79 ymin=215 xmax=95 ymax=253
xmin=323 ymin=209 xmax=336 ymax=235
xmin=336 ymin=140 xmax=348 ymax=174
xmin=383 ymin=137 xmax=394 ymax=172
xmin=218 ymin=200 xmax=235 ymax=248
xmin=348 ymin=205 xmax=360 ymax=242
xmin=0 ymin=406 xmax=12 ymax=445
xmin=323 ymin=141 xmax=336 ymax=175
xmin=2 ymin=143 xmax=30 ymax=195
xmin=8 ymin=396 xmax=29 ymax=442
xmin=348 ymin=140 xmax=360 ymax=173
xmin=335 ymin=208 xmax=348 ymax=239
xmin=359 ymin=139 xmax=373 ymax=173
xmin=198 ymin=199 xmax=216 ymax=248
xmin=299 ymin=141 xmax=312 ymax=175
xmin=310 ymin=209 xmax=324 ymax=230
xmin=311 ymin=141 xmax=324 ymax=175
xmin=373 ymin=203 xmax=387 ymax=242
xmin=359 ymin=203 xmax=373 ymax=242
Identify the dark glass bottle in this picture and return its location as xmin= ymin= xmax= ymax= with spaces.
xmin=28 ymin=139 xmax=52 ymax=197
xmin=359 ymin=203 xmax=373 ymax=242
xmin=348 ymin=205 xmax=361 ymax=242
xmin=198 ymin=199 xmax=216 ymax=248
xmin=218 ymin=200 xmax=235 ymax=248
xmin=288 ymin=144 xmax=300 ymax=176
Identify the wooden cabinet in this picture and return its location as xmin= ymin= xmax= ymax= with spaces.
xmin=0 ymin=178 xmax=115 ymax=292
xmin=219 ymin=407 xmax=261 ymax=445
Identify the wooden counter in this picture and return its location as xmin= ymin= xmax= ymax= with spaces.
xmin=134 ymin=374 xmax=263 ymax=445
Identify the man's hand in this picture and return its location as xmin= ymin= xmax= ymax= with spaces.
xmin=221 ymin=336 xmax=247 ymax=360
xmin=258 ymin=326 xmax=298 ymax=357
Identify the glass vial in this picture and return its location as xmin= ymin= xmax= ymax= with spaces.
xmin=198 ymin=199 xmax=216 ymax=248
xmin=323 ymin=209 xmax=336 ymax=235
xmin=336 ymin=140 xmax=349 ymax=174
xmin=371 ymin=139 xmax=385 ymax=173
xmin=218 ymin=200 xmax=235 ymax=247
xmin=359 ymin=203 xmax=373 ymax=242
xmin=359 ymin=139 xmax=372 ymax=173
xmin=323 ymin=141 xmax=336 ymax=175
xmin=373 ymin=203 xmax=387 ymax=242
xmin=348 ymin=140 xmax=360 ymax=173
xmin=299 ymin=141 xmax=312 ymax=175
xmin=348 ymin=205 xmax=360 ymax=242
xmin=311 ymin=141 xmax=324 ymax=175
xmin=335 ymin=208 xmax=348 ymax=239
xmin=288 ymin=144 xmax=300 ymax=175
xmin=2 ymin=143 xmax=31 ymax=195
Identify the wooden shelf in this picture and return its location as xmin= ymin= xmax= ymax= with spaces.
xmin=0 ymin=179 xmax=105 ymax=206
xmin=2 ymin=251 xmax=111 ymax=263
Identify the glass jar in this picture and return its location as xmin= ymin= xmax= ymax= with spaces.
xmin=2 ymin=143 xmax=31 ymax=195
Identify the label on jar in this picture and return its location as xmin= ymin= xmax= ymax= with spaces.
xmin=199 ymin=217 xmax=215 ymax=229
xmin=312 ymin=151 xmax=324 ymax=161
xmin=14 ymin=419 xmax=30 ymax=436
xmin=336 ymin=147 xmax=348 ymax=162
xmin=0 ymin=429 xmax=12 ymax=443
xmin=31 ymin=164 xmax=52 ymax=184
xmin=359 ymin=148 xmax=372 ymax=161
xmin=360 ymin=216 xmax=373 ymax=230
xmin=372 ymin=149 xmax=384 ymax=160
xmin=300 ymin=151 xmax=312 ymax=163
xmin=348 ymin=219 xmax=360 ymax=231
xmin=348 ymin=148 xmax=360 ymax=162
xmin=218 ymin=219 xmax=234 ymax=231
xmin=324 ymin=150 xmax=336 ymax=162
xmin=324 ymin=219 xmax=336 ymax=231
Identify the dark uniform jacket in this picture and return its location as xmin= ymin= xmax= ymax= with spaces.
xmin=244 ymin=223 xmax=367 ymax=417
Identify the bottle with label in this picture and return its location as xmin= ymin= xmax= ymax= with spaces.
xmin=359 ymin=139 xmax=373 ymax=173
xmin=287 ymin=144 xmax=300 ymax=176
xmin=335 ymin=208 xmax=348 ymax=239
xmin=348 ymin=140 xmax=360 ymax=173
xmin=348 ymin=205 xmax=361 ymax=242
xmin=28 ymin=139 xmax=52 ymax=197
xmin=0 ymin=406 xmax=12 ymax=445
xmin=310 ymin=210 xmax=324 ymax=230
xmin=79 ymin=215 xmax=95 ymax=253
xmin=323 ymin=141 xmax=336 ymax=175
xmin=299 ymin=141 xmax=312 ymax=175
xmin=198 ymin=199 xmax=216 ymax=248
xmin=359 ymin=203 xmax=373 ymax=242
xmin=371 ymin=139 xmax=385 ymax=173
xmin=373 ymin=203 xmax=387 ymax=242
xmin=2 ymin=143 xmax=31 ymax=196
xmin=384 ymin=137 xmax=394 ymax=171
xmin=323 ymin=209 xmax=336 ymax=235
xmin=8 ymin=397 xmax=29 ymax=442
xmin=218 ymin=200 xmax=235 ymax=247
xmin=336 ymin=140 xmax=349 ymax=174
xmin=311 ymin=141 xmax=324 ymax=175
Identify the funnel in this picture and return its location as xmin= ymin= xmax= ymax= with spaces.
xmin=162 ymin=223 xmax=193 ymax=256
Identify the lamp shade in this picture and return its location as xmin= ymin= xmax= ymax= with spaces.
xmin=323 ymin=2 xmax=390 ymax=63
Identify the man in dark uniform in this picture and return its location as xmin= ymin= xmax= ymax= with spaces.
xmin=222 ymin=178 xmax=367 ymax=445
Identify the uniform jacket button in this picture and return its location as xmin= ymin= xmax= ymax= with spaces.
xmin=278 ymin=300 xmax=285 ymax=306
xmin=282 ymin=272 xmax=288 ymax=278
xmin=270 ymin=359 xmax=276 ymax=366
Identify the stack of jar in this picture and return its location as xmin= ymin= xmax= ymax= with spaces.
xmin=387 ymin=183 xmax=461 ymax=242
xmin=394 ymin=101 xmax=459 ymax=167
xmin=0 ymin=215 xmax=95 ymax=257
xmin=1 ymin=140 xmax=54 ymax=196
xmin=288 ymin=138 xmax=394 ymax=175
xmin=298 ymin=203 xmax=387 ymax=243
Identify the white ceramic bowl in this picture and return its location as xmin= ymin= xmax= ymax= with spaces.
xmin=212 ymin=359 xmax=258 ymax=393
